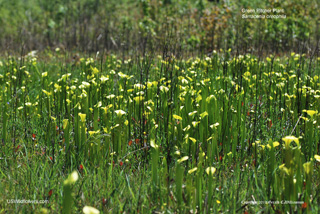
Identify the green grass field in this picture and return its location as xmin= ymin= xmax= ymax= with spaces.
xmin=1 ymin=51 xmax=320 ymax=213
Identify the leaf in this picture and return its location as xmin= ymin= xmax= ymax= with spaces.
xmin=188 ymin=111 xmax=197 ymax=116
xmin=210 ymin=122 xmax=220 ymax=129
xmin=177 ymin=156 xmax=189 ymax=164
xmin=192 ymin=121 xmax=200 ymax=127
xmin=303 ymin=162 xmax=312 ymax=175
xmin=150 ymin=139 xmax=158 ymax=149
xmin=189 ymin=137 xmax=196 ymax=143
xmin=188 ymin=167 xmax=197 ymax=174
xmin=63 ymin=119 xmax=69 ymax=129
xmin=279 ymin=164 xmax=289 ymax=175
xmin=200 ymin=111 xmax=208 ymax=118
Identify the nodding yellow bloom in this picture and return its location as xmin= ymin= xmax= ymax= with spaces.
xmin=188 ymin=111 xmax=197 ymax=117
xmin=302 ymin=109 xmax=317 ymax=117
xmin=83 ymin=206 xmax=100 ymax=214
xmin=189 ymin=137 xmax=196 ymax=143
xmin=63 ymin=119 xmax=69 ymax=129
xmin=42 ymin=72 xmax=48 ymax=77
xmin=92 ymin=67 xmax=99 ymax=75
xmin=174 ymin=151 xmax=181 ymax=156
xmin=210 ymin=122 xmax=220 ymax=129
xmin=177 ymin=156 xmax=189 ymax=164
xmin=114 ymin=110 xmax=126 ymax=117
xmin=303 ymin=162 xmax=312 ymax=175
xmin=192 ymin=121 xmax=200 ymax=127
xmin=314 ymin=155 xmax=320 ymax=162
xmin=252 ymin=140 xmax=260 ymax=147
xmin=282 ymin=136 xmax=299 ymax=149
xmin=64 ymin=171 xmax=78 ymax=185
xmin=200 ymin=111 xmax=208 ymax=118
xmin=88 ymin=130 xmax=100 ymax=136
xmin=173 ymin=114 xmax=182 ymax=120
xmin=188 ymin=167 xmax=197 ymax=174
xmin=133 ymin=96 xmax=144 ymax=103
xmin=279 ymin=164 xmax=289 ymax=175
xmin=206 ymin=167 xmax=217 ymax=176
xmin=100 ymin=75 xmax=109 ymax=83
xmin=160 ymin=85 xmax=169 ymax=93
xmin=272 ymin=141 xmax=279 ymax=147
xmin=267 ymin=141 xmax=280 ymax=150
xmin=78 ymin=113 xmax=86 ymax=122
xmin=150 ymin=139 xmax=158 ymax=149
xmin=42 ymin=89 xmax=52 ymax=96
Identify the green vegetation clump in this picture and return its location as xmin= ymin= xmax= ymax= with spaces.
xmin=0 ymin=0 xmax=318 ymax=54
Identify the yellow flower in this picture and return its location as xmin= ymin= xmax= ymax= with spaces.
xmin=303 ymin=162 xmax=312 ymax=175
xmin=273 ymin=141 xmax=280 ymax=147
xmin=115 ymin=110 xmax=126 ymax=117
xmin=64 ymin=171 xmax=78 ymax=185
xmin=173 ymin=114 xmax=183 ymax=120
xmin=150 ymin=139 xmax=158 ymax=149
xmin=88 ymin=130 xmax=100 ymax=136
xmin=100 ymin=75 xmax=109 ymax=83
xmin=279 ymin=164 xmax=289 ymax=175
xmin=314 ymin=154 xmax=320 ymax=162
xmin=302 ymin=109 xmax=317 ymax=117
xmin=189 ymin=137 xmax=196 ymax=143
xmin=92 ymin=67 xmax=99 ymax=75
xmin=83 ymin=206 xmax=100 ymax=214
xmin=188 ymin=167 xmax=197 ymax=174
xmin=206 ymin=167 xmax=217 ymax=176
xmin=78 ymin=113 xmax=86 ymax=123
xmin=63 ymin=119 xmax=69 ymax=129
xmin=192 ymin=121 xmax=200 ymax=127
xmin=42 ymin=89 xmax=52 ymax=96
xmin=133 ymin=96 xmax=144 ymax=103
xmin=282 ymin=136 xmax=299 ymax=148
xmin=200 ymin=111 xmax=208 ymax=118
xmin=177 ymin=156 xmax=189 ymax=164
xmin=210 ymin=122 xmax=219 ymax=129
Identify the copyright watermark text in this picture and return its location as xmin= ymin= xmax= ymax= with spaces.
xmin=7 ymin=199 xmax=49 ymax=204
xmin=241 ymin=8 xmax=287 ymax=19
xmin=241 ymin=200 xmax=304 ymax=205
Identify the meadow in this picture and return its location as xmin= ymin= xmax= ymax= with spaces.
xmin=1 ymin=50 xmax=320 ymax=213
xmin=0 ymin=0 xmax=320 ymax=213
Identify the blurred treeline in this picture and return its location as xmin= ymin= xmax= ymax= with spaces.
xmin=0 ymin=0 xmax=319 ymax=55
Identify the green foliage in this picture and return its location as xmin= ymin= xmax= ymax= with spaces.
xmin=0 ymin=0 xmax=318 ymax=53
xmin=1 ymin=50 xmax=320 ymax=212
